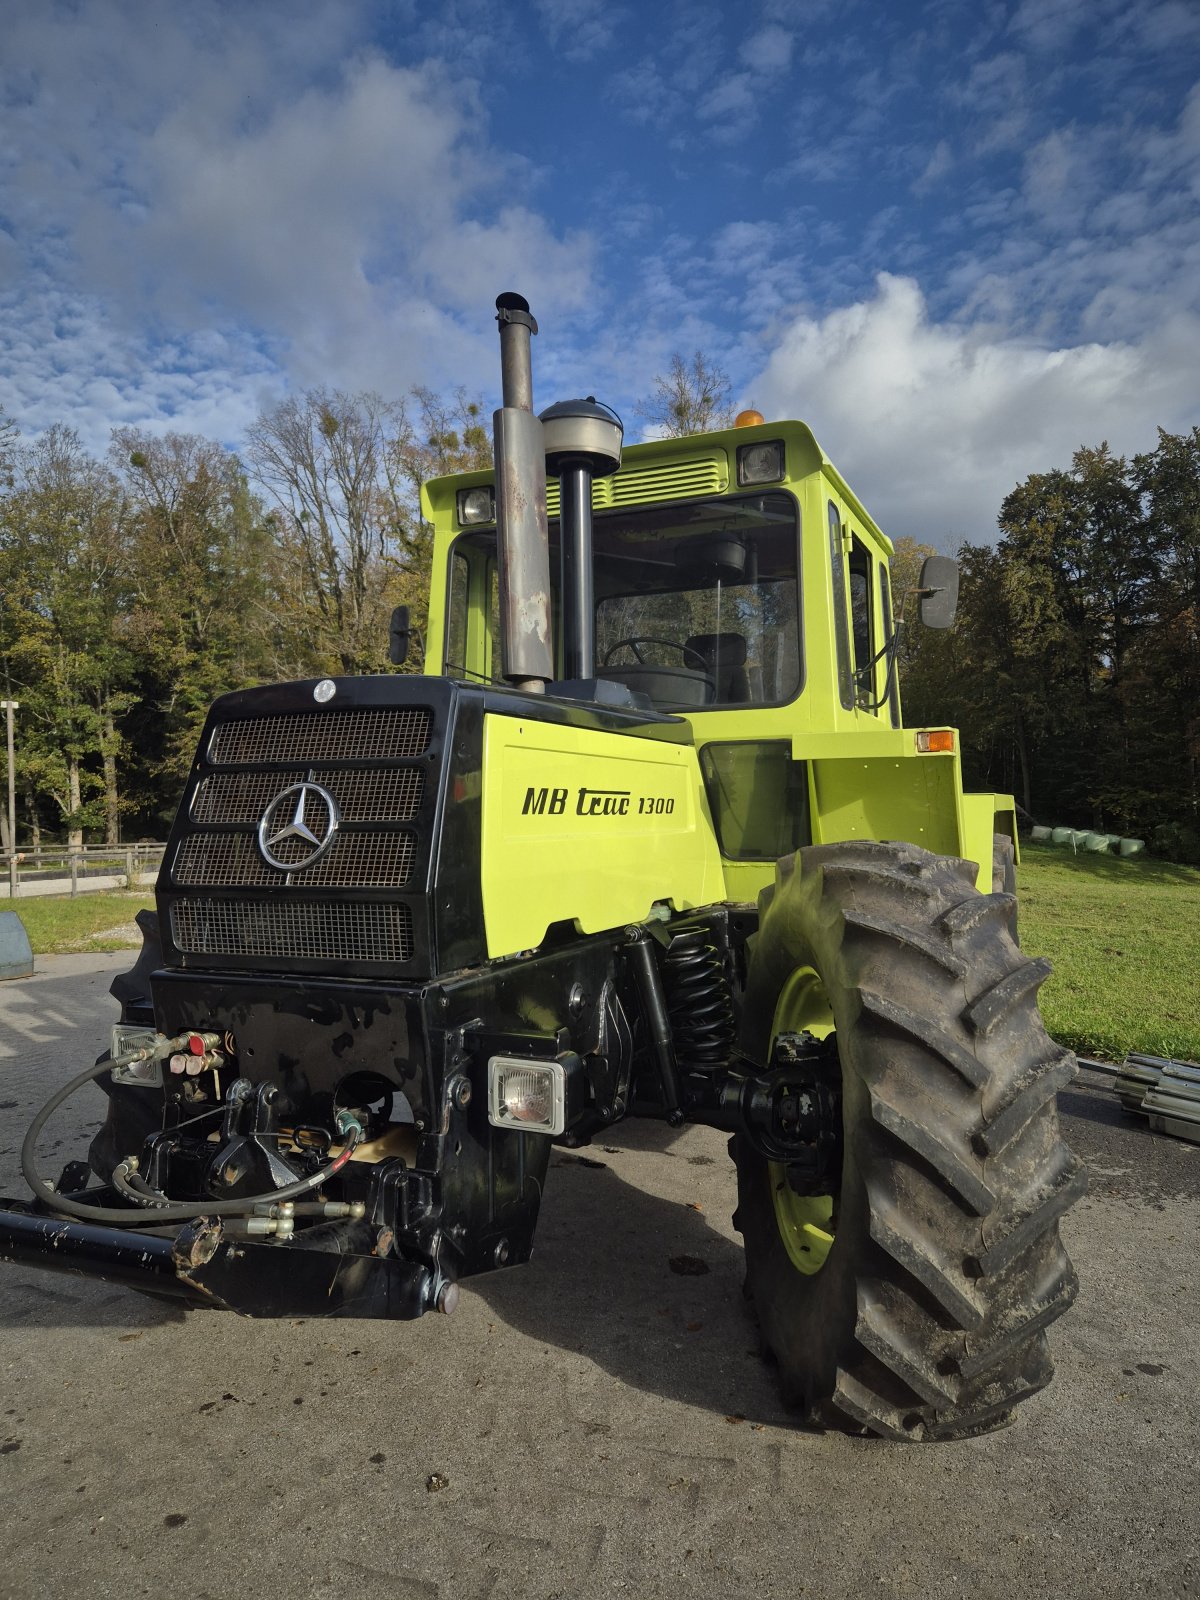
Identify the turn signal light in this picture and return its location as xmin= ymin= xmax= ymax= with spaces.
xmin=916 ymin=730 xmax=955 ymax=753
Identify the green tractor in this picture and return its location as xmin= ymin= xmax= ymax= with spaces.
xmin=2 ymin=293 xmax=1082 ymax=1440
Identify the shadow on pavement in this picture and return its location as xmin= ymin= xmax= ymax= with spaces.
xmin=471 ymin=1136 xmax=790 ymax=1425
xmin=2 ymin=1126 xmax=789 ymax=1424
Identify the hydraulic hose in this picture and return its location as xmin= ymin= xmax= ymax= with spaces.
xmin=20 ymin=1053 xmax=363 ymax=1227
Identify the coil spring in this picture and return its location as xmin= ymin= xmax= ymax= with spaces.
xmin=662 ymin=925 xmax=736 ymax=1072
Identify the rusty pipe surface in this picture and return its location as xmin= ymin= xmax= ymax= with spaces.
xmin=493 ymin=293 xmax=553 ymax=691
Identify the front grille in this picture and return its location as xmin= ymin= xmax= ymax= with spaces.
xmin=171 ymin=899 xmax=415 ymax=964
xmin=167 ymin=694 xmax=442 ymax=973
xmin=210 ymin=708 xmax=431 ymax=766
xmin=192 ymin=767 xmax=425 ymax=824
xmin=174 ymin=831 xmax=417 ymax=888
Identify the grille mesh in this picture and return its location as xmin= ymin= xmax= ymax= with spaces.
xmin=192 ymin=767 xmax=425 ymax=824
xmin=210 ymin=708 xmax=431 ymax=766
xmin=171 ymin=899 xmax=414 ymax=964
xmin=544 ymin=454 xmax=726 ymax=519
xmin=175 ymin=832 xmax=417 ymax=888
xmin=608 ymin=457 xmax=724 ymax=505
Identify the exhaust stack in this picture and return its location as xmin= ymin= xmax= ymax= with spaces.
xmin=540 ymin=398 xmax=623 ymax=681
xmin=492 ymin=293 xmax=553 ymax=692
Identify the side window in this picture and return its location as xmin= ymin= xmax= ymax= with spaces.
xmin=444 ymin=545 xmax=502 ymax=683
xmin=700 ymin=743 xmax=811 ymax=860
xmin=487 ymin=561 xmax=501 ymax=676
xmin=878 ymin=565 xmax=900 ymax=727
xmin=848 ymin=533 xmax=874 ymax=702
xmin=445 ymin=552 xmax=470 ymax=676
xmin=828 ymin=502 xmax=854 ymax=710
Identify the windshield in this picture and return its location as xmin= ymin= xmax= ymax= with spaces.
xmin=446 ymin=490 xmax=801 ymax=708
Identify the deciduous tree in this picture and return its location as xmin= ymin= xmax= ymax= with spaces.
xmin=637 ymin=352 xmax=733 ymax=437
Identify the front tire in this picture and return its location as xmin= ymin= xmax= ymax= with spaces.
xmin=735 ymin=840 xmax=1084 ymax=1440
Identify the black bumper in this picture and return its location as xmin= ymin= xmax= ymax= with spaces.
xmin=0 ymin=1199 xmax=438 ymax=1319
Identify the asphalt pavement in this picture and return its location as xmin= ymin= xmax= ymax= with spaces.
xmin=0 ymin=954 xmax=1196 ymax=1600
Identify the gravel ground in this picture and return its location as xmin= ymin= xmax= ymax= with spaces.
xmin=0 ymin=955 xmax=1196 ymax=1600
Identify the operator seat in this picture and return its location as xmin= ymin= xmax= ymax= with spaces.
xmin=684 ymin=633 xmax=754 ymax=703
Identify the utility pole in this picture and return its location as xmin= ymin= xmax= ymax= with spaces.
xmin=1 ymin=699 xmax=16 ymax=862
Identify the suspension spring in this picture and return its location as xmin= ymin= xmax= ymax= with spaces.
xmin=661 ymin=924 xmax=736 ymax=1072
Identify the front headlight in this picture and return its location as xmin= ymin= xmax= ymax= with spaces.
xmin=487 ymin=1056 xmax=566 ymax=1136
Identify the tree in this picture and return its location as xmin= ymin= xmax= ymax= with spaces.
xmin=0 ymin=427 xmax=136 ymax=846
xmin=1129 ymin=427 xmax=1200 ymax=857
xmin=112 ymin=428 xmax=286 ymax=817
xmin=247 ymin=390 xmax=415 ymax=675
xmin=996 ymin=446 xmax=1155 ymax=830
xmin=246 ymin=386 xmax=490 ymax=676
xmin=637 ymin=352 xmax=733 ymax=437
xmin=0 ymin=407 xmax=17 ymax=490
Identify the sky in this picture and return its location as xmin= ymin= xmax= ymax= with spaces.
xmin=0 ymin=0 xmax=1197 ymax=547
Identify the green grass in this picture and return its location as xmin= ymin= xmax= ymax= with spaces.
xmin=1018 ymin=843 xmax=1200 ymax=1063
xmin=5 ymin=892 xmax=155 ymax=954
xmin=5 ymin=849 xmax=1197 ymax=1065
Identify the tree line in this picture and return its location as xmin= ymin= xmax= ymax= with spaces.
xmin=898 ymin=429 xmax=1200 ymax=862
xmin=0 ymin=388 xmax=491 ymax=846
xmin=0 ymin=362 xmax=1195 ymax=861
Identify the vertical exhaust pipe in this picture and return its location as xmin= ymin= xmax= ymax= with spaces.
xmin=540 ymin=398 xmax=623 ymax=682
xmin=493 ymin=293 xmax=553 ymax=692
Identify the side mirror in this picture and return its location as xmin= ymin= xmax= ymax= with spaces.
xmin=389 ymin=605 xmax=411 ymax=665
xmin=917 ymin=556 xmax=959 ymax=629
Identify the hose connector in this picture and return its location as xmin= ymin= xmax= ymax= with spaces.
xmin=334 ymin=1109 xmax=364 ymax=1144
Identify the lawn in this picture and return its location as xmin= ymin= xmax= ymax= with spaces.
xmin=3 ymin=850 xmax=1197 ymax=1064
xmin=6 ymin=891 xmax=154 ymax=955
xmin=1018 ymin=843 xmax=1200 ymax=1063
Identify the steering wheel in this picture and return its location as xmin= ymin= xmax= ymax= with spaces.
xmin=603 ymin=636 xmax=710 ymax=672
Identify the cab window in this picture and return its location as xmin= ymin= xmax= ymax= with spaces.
xmin=828 ymin=502 xmax=854 ymax=709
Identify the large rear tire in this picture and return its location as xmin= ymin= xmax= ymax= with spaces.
xmin=734 ymin=840 xmax=1084 ymax=1440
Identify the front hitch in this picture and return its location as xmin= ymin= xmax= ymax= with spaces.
xmin=0 ymin=1197 xmax=446 ymax=1319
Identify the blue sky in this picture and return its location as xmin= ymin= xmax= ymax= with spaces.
xmin=0 ymin=0 xmax=1197 ymax=545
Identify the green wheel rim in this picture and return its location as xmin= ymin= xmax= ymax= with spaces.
xmin=770 ymin=1182 xmax=835 ymax=1275
xmin=767 ymin=964 xmax=837 ymax=1277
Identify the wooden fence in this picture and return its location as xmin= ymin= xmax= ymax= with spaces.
xmin=0 ymin=842 xmax=166 ymax=899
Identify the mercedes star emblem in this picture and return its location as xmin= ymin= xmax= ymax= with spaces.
xmin=257 ymin=781 xmax=340 ymax=872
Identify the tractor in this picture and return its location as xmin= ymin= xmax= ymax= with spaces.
xmin=0 ymin=293 xmax=1083 ymax=1440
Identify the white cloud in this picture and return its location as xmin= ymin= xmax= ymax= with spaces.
xmin=0 ymin=275 xmax=277 ymax=449
xmin=913 ymin=138 xmax=953 ymax=194
xmin=739 ymin=25 xmax=794 ymax=74
xmin=752 ymin=274 xmax=1199 ymax=546
xmin=532 ymin=0 xmax=621 ymax=60
xmin=698 ymin=71 xmax=756 ymax=131
xmin=0 ymin=2 xmax=594 ymax=453
xmin=1008 ymin=0 xmax=1094 ymax=54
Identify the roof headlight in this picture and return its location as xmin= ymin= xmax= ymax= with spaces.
xmin=457 ymin=485 xmax=496 ymax=526
xmin=736 ymin=439 xmax=785 ymax=486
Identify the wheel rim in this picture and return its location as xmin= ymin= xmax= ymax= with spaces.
xmin=767 ymin=964 xmax=838 ymax=1276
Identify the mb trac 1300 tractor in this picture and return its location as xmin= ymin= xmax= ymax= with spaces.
xmin=1 ymin=294 xmax=1083 ymax=1441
